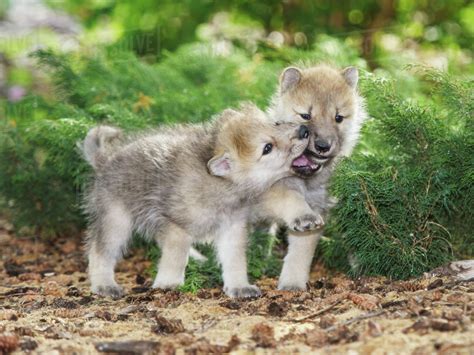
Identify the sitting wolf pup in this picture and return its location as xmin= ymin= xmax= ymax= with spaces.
xmin=81 ymin=104 xmax=310 ymax=298
xmin=258 ymin=65 xmax=367 ymax=290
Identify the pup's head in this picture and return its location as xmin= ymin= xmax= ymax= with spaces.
xmin=268 ymin=64 xmax=366 ymax=178
xmin=208 ymin=104 xmax=310 ymax=192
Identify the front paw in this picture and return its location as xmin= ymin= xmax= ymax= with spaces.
xmin=152 ymin=280 xmax=183 ymax=290
xmin=278 ymin=282 xmax=307 ymax=291
xmin=289 ymin=213 xmax=324 ymax=232
xmin=93 ymin=285 xmax=124 ymax=299
xmin=224 ymin=285 xmax=262 ymax=299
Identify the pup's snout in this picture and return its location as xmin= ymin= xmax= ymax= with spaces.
xmin=314 ymin=138 xmax=331 ymax=153
xmin=298 ymin=125 xmax=310 ymax=140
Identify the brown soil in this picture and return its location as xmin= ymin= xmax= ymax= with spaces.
xmin=0 ymin=224 xmax=473 ymax=354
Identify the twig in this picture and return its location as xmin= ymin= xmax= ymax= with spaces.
xmin=0 ymin=292 xmax=40 ymax=299
xmin=325 ymin=309 xmax=386 ymax=332
xmin=290 ymin=300 xmax=342 ymax=323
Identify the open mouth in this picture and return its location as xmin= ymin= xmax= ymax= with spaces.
xmin=291 ymin=153 xmax=321 ymax=176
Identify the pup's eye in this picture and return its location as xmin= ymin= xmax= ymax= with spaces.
xmin=300 ymin=113 xmax=311 ymax=120
xmin=262 ymin=143 xmax=273 ymax=155
xmin=335 ymin=114 xmax=344 ymax=123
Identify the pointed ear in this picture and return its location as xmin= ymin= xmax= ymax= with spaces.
xmin=280 ymin=67 xmax=302 ymax=93
xmin=342 ymin=67 xmax=358 ymax=88
xmin=207 ymin=153 xmax=232 ymax=177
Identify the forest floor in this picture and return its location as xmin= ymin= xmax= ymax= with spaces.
xmin=0 ymin=219 xmax=473 ymax=354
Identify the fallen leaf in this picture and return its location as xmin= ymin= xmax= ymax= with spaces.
xmin=251 ymin=323 xmax=276 ymax=348
xmin=447 ymin=292 xmax=470 ymax=304
xmin=267 ymin=301 xmax=288 ymax=317
xmin=347 ymin=293 xmax=379 ymax=310
xmin=0 ymin=333 xmax=19 ymax=353
xmin=305 ymin=329 xmax=327 ymax=347
xmin=152 ymin=316 xmax=184 ymax=334
xmin=319 ymin=315 xmax=336 ymax=329
xmin=133 ymin=93 xmax=155 ymax=112
xmin=367 ymin=320 xmax=383 ymax=337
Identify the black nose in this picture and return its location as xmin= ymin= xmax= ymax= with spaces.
xmin=315 ymin=139 xmax=331 ymax=153
xmin=298 ymin=125 xmax=309 ymax=139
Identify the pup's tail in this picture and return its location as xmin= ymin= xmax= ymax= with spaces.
xmin=79 ymin=126 xmax=123 ymax=170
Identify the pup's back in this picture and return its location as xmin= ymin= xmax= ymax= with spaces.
xmin=85 ymin=123 xmax=216 ymax=238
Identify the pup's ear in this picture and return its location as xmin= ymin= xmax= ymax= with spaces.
xmin=342 ymin=66 xmax=358 ymax=88
xmin=208 ymin=153 xmax=232 ymax=177
xmin=280 ymin=67 xmax=302 ymax=93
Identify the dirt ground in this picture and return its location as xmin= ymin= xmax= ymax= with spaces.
xmin=0 ymin=221 xmax=473 ymax=355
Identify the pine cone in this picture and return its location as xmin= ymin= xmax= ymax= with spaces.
xmin=0 ymin=333 xmax=19 ymax=354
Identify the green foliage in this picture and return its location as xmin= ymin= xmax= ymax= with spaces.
xmin=322 ymin=70 xmax=474 ymax=279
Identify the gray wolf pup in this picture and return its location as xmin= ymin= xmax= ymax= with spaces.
xmin=80 ymin=104 xmax=310 ymax=298
xmin=258 ymin=65 xmax=367 ymax=290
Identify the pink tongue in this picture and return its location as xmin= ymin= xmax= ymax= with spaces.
xmin=292 ymin=154 xmax=311 ymax=167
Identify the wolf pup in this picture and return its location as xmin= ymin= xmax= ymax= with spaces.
xmin=80 ymin=104 xmax=310 ymax=298
xmin=258 ymin=65 xmax=367 ymax=290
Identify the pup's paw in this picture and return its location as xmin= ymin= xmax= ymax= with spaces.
xmin=277 ymin=283 xmax=307 ymax=292
xmin=93 ymin=285 xmax=124 ymax=299
xmin=225 ymin=285 xmax=262 ymax=299
xmin=289 ymin=213 xmax=324 ymax=232
xmin=152 ymin=280 xmax=183 ymax=290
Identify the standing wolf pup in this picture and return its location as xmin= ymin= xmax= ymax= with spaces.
xmin=258 ymin=64 xmax=367 ymax=290
xmin=81 ymin=104 xmax=310 ymax=298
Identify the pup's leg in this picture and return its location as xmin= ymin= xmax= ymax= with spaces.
xmin=216 ymin=220 xmax=261 ymax=298
xmin=278 ymin=230 xmax=322 ymax=291
xmin=153 ymin=223 xmax=192 ymax=289
xmin=87 ymin=201 xmax=132 ymax=298
xmin=261 ymin=185 xmax=324 ymax=232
